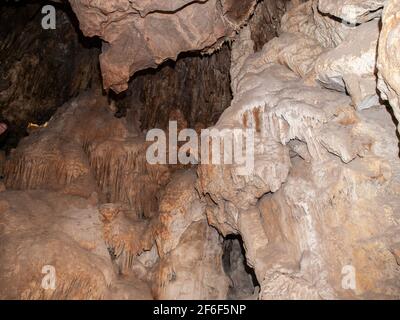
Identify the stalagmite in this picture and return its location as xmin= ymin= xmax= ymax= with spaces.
xmin=4 ymin=93 xmax=171 ymax=217
xmin=153 ymin=169 xmax=229 ymax=299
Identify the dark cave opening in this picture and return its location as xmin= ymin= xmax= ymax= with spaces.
xmin=0 ymin=1 xmax=235 ymax=152
xmin=0 ymin=0 xmax=102 ymax=152
xmin=222 ymin=234 xmax=260 ymax=300
xmin=109 ymin=44 xmax=233 ymax=132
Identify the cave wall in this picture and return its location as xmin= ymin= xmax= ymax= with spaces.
xmin=249 ymin=0 xmax=294 ymax=51
xmin=0 ymin=1 xmax=101 ymax=150
xmin=113 ymin=0 xmax=300 ymax=131
xmin=115 ymin=45 xmax=232 ymax=130
xmin=198 ymin=0 xmax=400 ymax=299
xmin=1 ymin=0 xmax=400 ymax=301
xmin=66 ymin=0 xmax=258 ymax=93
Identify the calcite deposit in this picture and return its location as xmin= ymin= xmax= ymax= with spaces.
xmin=68 ymin=0 xmax=257 ymax=92
xmin=1 ymin=0 xmax=400 ymax=300
xmin=378 ymin=0 xmax=400 ymax=132
xmin=198 ymin=0 xmax=400 ymax=299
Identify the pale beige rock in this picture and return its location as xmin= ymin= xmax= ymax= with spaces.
xmin=198 ymin=35 xmax=367 ymax=233
xmin=260 ymin=32 xmax=325 ymax=78
xmin=315 ymin=20 xmax=381 ymax=110
xmin=318 ymin=0 xmax=386 ymax=24
xmin=198 ymin=14 xmax=400 ymax=299
xmin=2 ymin=0 xmax=400 ymax=301
xmin=258 ymin=107 xmax=400 ymax=298
xmin=99 ymin=203 xmax=155 ymax=277
xmin=0 ymin=191 xmax=152 ymax=299
xmin=280 ymin=0 xmax=354 ymax=48
xmin=238 ymin=207 xmax=269 ymax=279
xmin=153 ymin=169 xmax=229 ymax=299
xmin=377 ymin=0 xmax=400 ymax=131
xmin=4 ymin=92 xmax=170 ymax=218
xmin=230 ymin=26 xmax=254 ymax=96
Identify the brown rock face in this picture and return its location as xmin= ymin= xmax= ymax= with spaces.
xmin=4 ymin=92 xmax=170 ymax=218
xmin=378 ymin=0 xmax=400 ymax=132
xmin=0 ymin=2 xmax=101 ymax=151
xmin=2 ymin=0 xmax=400 ymax=301
xmin=68 ymin=0 xmax=257 ymax=93
xmin=153 ymin=170 xmax=229 ymax=299
xmin=249 ymin=0 xmax=295 ymax=51
xmin=0 ymin=190 xmax=152 ymax=300
xmin=0 ymin=91 xmax=230 ymax=300
xmin=115 ymin=44 xmax=233 ymax=131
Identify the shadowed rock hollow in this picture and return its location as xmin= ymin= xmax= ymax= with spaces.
xmin=1 ymin=0 xmax=400 ymax=300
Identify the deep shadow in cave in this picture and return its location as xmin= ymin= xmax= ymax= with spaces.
xmin=0 ymin=0 xmax=102 ymax=152
xmin=109 ymin=44 xmax=233 ymax=131
xmin=223 ymin=234 xmax=260 ymax=300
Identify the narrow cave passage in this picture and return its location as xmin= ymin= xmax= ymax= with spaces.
xmin=222 ymin=234 xmax=260 ymax=300
xmin=0 ymin=0 xmax=102 ymax=152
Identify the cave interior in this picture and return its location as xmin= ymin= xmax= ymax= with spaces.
xmin=1 ymin=0 xmax=400 ymax=300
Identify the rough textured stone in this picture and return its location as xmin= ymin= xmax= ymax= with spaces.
xmin=4 ymin=92 xmax=170 ymax=218
xmin=2 ymin=0 xmax=400 ymax=301
xmin=153 ymin=169 xmax=229 ymax=300
xmin=68 ymin=0 xmax=257 ymax=93
xmin=115 ymin=44 xmax=232 ymax=131
xmin=0 ymin=191 xmax=152 ymax=299
xmin=315 ymin=20 xmax=381 ymax=110
xmin=280 ymin=0 xmax=354 ymax=48
xmin=198 ymin=4 xmax=400 ymax=299
xmin=377 ymin=0 xmax=400 ymax=132
xmin=318 ymin=0 xmax=387 ymax=24
xmin=0 ymin=3 xmax=101 ymax=151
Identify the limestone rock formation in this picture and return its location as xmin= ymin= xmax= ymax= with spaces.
xmin=318 ymin=0 xmax=387 ymax=24
xmin=223 ymin=237 xmax=259 ymax=300
xmin=280 ymin=0 xmax=354 ymax=48
xmin=198 ymin=0 xmax=400 ymax=299
xmin=315 ymin=20 xmax=381 ymax=110
xmin=0 ymin=92 xmax=229 ymax=300
xmin=0 ymin=190 xmax=152 ymax=299
xmin=153 ymin=170 xmax=229 ymax=300
xmin=68 ymin=0 xmax=257 ymax=92
xmin=4 ymin=93 xmax=170 ymax=218
xmin=1 ymin=0 xmax=400 ymax=301
xmin=377 ymin=0 xmax=400 ymax=131
xmin=248 ymin=0 xmax=295 ymax=51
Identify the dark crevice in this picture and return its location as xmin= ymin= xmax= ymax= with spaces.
xmin=0 ymin=1 xmax=102 ymax=152
xmin=384 ymin=102 xmax=400 ymax=157
xmin=222 ymin=234 xmax=260 ymax=300
xmin=110 ymin=44 xmax=233 ymax=131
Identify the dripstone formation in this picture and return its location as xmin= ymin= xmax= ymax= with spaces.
xmin=1 ymin=0 xmax=400 ymax=300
